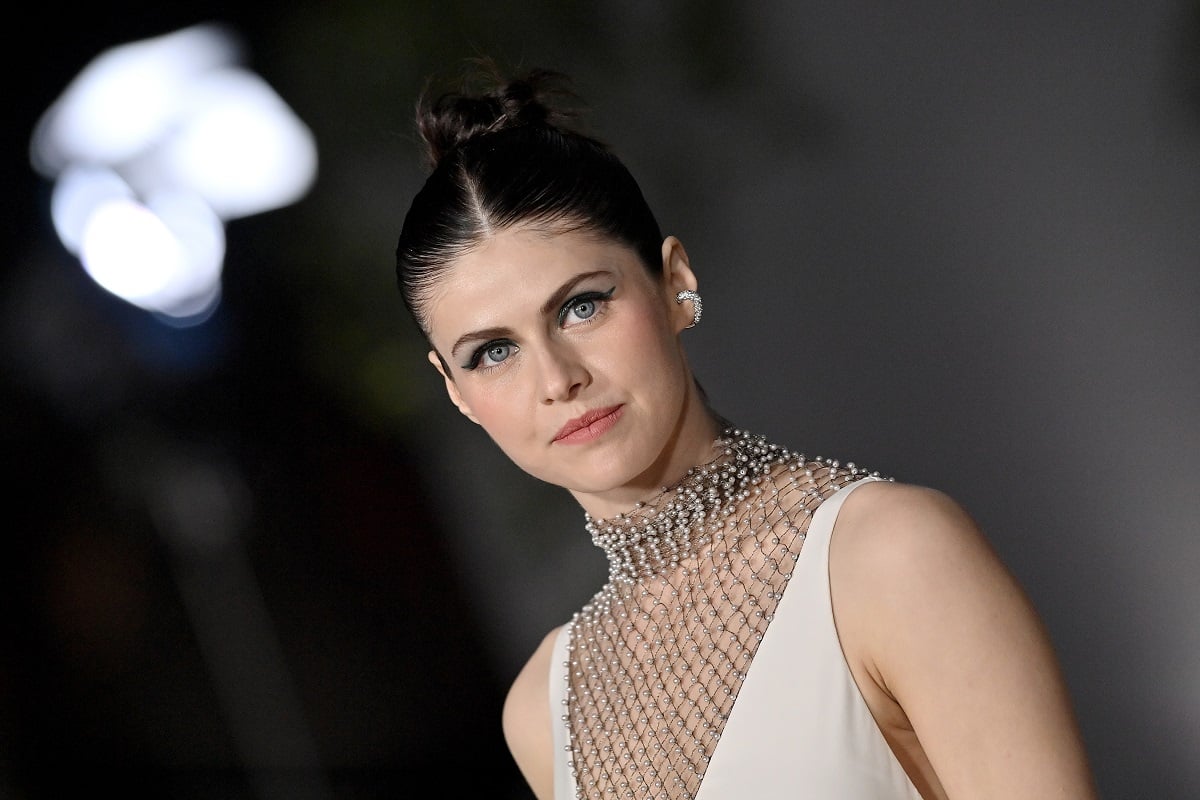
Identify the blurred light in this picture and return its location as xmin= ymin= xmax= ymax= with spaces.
xmin=153 ymin=68 xmax=317 ymax=219
xmin=76 ymin=189 xmax=226 ymax=319
xmin=30 ymin=22 xmax=317 ymax=326
xmin=50 ymin=165 xmax=135 ymax=256
xmin=80 ymin=199 xmax=186 ymax=301
xmin=30 ymin=25 xmax=238 ymax=175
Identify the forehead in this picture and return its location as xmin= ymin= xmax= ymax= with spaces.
xmin=424 ymin=226 xmax=648 ymax=346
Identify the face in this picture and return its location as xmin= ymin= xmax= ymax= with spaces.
xmin=422 ymin=224 xmax=715 ymax=517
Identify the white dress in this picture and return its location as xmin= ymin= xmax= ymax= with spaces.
xmin=549 ymin=478 xmax=924 ymax=799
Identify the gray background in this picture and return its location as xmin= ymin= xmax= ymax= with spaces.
xmin=4 ymin=1 xmax=1197 ymax=798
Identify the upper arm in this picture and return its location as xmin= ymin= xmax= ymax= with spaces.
xmin=831 ymin=482 xmax=1098 ymax=800
xmin=502 ymin=625 xmax=563 ymax=800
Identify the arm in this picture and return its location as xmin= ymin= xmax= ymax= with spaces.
xmin=831 ymin=481 xmax=1098 ymax=799
xmin=502 ymin=625 xmax=563 ymax=800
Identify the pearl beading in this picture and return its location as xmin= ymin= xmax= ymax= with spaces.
xmin=564 ymin=427 xmax=885 ymax=799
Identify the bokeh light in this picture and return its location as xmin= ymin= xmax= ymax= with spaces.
xmin=30 ymin=22 xmax=317 ymax=325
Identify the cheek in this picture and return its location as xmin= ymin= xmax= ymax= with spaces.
xmin=614 ymin=290 xmax=669 ymax=340
xmin=600 ymin=305 xmax=685 ymax=388
xmin=454 ymin=375 xmax=539 ymax=443
xmin=625 ymin=301 xmax=680 ymax=363
xmin=460 ymin=388 xmax=516 ymax=429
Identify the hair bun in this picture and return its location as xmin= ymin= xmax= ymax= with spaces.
xmin=416 ymin=62 xmax=582 ymax=169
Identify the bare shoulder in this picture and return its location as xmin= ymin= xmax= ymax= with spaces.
xmin=829 ymin=480 xmax=1098 ymax=799
xmin=502 ymin=624 xmax=564 ymax=800
xmin=830 ymin=478 xmax=1040 ymax=672
xmin=835 ymin=479 xmax=986 ymax=559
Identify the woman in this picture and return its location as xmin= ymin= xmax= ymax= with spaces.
xmin=394 ymin=64 xmax=1097 ymax=800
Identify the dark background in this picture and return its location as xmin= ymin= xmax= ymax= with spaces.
xmin=4 ymin=2 xmax=1198 ymax=798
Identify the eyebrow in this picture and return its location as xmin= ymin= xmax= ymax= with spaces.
xmin=449 ymin=269 xmax=612 ymax=358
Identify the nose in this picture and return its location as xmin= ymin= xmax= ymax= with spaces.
xmin=537 ymin=341 xmax=589 ymax=404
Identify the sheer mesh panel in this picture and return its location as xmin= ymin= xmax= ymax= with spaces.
xmin=564 ymin=436 xmax=876 ymax=800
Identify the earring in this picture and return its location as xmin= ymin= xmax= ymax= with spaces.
xmin=675 ymin=289 xmax=702 ymax=329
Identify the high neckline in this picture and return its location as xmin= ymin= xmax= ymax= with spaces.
xmin=583 ymin=426 xmax=793 ymax=584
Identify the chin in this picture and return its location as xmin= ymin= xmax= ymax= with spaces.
xmin=568 ymin=449 xmax=662 ymax=496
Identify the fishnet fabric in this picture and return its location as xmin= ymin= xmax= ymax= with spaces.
xmin=564 ymin=429 xmax=879 ymax=799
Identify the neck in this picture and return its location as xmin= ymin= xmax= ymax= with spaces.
xmin=584 ymin=426 xmax=786 ymax=585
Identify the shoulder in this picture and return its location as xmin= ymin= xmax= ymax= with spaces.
xmin=837 ymin=478 xmax=980 ymax=539
xmin=831 ymin=479 xmax=999 ymax=594
xmin=829 ymin=481 xmax=1098 ymax=797
xmin=502 ymin=624 xmax=564 ymax=800
xmin=828 ymin=478 xmax=1034 ymax=699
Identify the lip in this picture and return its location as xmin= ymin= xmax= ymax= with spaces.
xmin=553 ymin=404 xmax=624 ymax=444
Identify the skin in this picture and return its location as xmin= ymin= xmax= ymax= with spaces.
xmin=421 ymin=224 xmax=1099 ymax=800
xmin=422 ymin=224 xmax=719 ymax=521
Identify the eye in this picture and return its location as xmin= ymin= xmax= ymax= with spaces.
xmin=569 ymin=297 xmax=598 ymax=320
xmin=465 ymin=340 xmax=517 ymax=370
xmin=559 ymin=287 xmax=615 ymax=327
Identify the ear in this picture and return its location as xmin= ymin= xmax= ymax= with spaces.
xmin=428 ymin=350 xmax=481 ymax=425
xmin=660 ymin=236 xmax=699 ymax=332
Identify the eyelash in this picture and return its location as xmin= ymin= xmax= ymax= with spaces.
xmin=462 ymin=287 xmax=616 ymax=371
xmin=558 ymin=287 xmax=615 ymax=327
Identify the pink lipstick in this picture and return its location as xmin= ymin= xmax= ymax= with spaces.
xmin=554 ymin=405 xmax=624 ymax=444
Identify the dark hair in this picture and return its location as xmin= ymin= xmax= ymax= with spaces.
xmin=395 ymin=63 xmax=664 ymax=336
